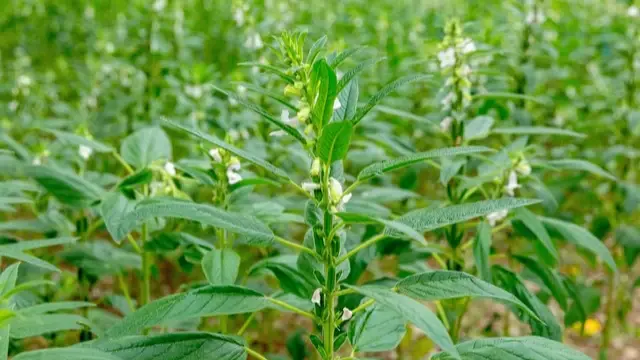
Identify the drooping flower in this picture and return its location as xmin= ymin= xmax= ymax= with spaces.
xmin=437 ymin=47 xmax=456 ymax=68
xmin=311 ymin=288 xmax=322 ymax=306
xmin=440 ymin=116 xmax=454 ymax=132
xmin=302 ymin=182 xmax=320 ymax=194
xmin=341 ymin=307 xmax=353 ymax=321
xmin=280 ymin=109 xmax=297 ymax=125
xmin=244 ymin=32 xmax=264 ymax=50
xmin=504 ymin=171 xmax=521 ymax=196
xmin=486 ymin=209 xmax=508 ymax=226
xmin=164 ymin=162 xmax=177 ymax=176
xmin=629 ymin=6 xmax=639 ymax=17
xmin=226 ymin=158 xmax=242 ymax=184
xmin=78 ymin=145 xmax=93 ymax=160
xmin=310 ymin=158 xmax=321 ymax=177
xmin=333 ymin=98 xmax=342 ymax=110
xmin=460 ymin=38 xmax=476 ymax=54
xmin=516 ymin=159 xmax=531 ymax=176
xmin=329 ymin=177 xmax=343 ymax=204
xmin=209 ymin=148 xmax=222 ymax=163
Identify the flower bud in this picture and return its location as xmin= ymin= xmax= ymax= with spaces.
xmin=329 ymin=177 xmax=343 ymax=204
xmin=310 ymin=158 xmax=321 ymax=177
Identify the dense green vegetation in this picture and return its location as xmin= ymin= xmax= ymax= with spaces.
xmin=0 ymin=0 xmax=638 ymax=359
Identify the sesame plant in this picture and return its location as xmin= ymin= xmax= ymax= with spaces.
xmin=0 ymin=1 xmax=638 ymax=360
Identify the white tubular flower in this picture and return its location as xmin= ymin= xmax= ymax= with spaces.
xmin=32 ymin=157 xmax=42 ymax=165
xmin=487 ymin=209 xmax=508 ymax=226
xmin=337 ymin=192 xmax=353 ymax=212
xmin=244 ymin=32 xmax=264 ymax=50
xmin=629 ymin=6 xmax=639 ymax=17
xmin=504 ymin=171 xmax=521 ymax=196
xmin=78 ymin=145 xmax=93 ymax=160
xmin=280 ymin=109 xmax=298 ymax=125
xmin=312 ymin=288 xmax=322 ymax=306
xmin=516 ymin=159 xmax=531 ymax=176
xmin=460 ymin=38 xmax=476 ymax=54
xmin=164 ymin=162 xmax=177 ymax=176
xmin=227 ymin=170 xmax=242 ymax=185
xmin=17 ymin=75 xmax=32 ymax=88
xmin=333 ymin=98 xmax=342 ymax=110
xmin=302 ymin=182 xmax=320 ymax=194
xmin=342 ymin=307 xmax=353 ymax=321
xmin=459 ymin=64 xmax=472 ymax=77
xmin=227 ymin=157 xmax=241 ymax=172
xmin=228 ymin=129 xmax=240 ymax=141
xmin=440 ymin=116 xmax=454 ymax=132
xmin=209 ymin=148 xmax=222 ymax=163
xmin=233 ymin=8 xmax=245 ymax=26
xmin=152 ymin=0 xmax=166 ymax=12
xmin=441 ymin=92 xmax=456 ymax=110
xmin=437 ymin=47 xmax=456 ymax=68
xmin=185 ymin=85 xmax=203 ymax=99
xmin=329 ymin=177 xmax=343 ymax=204
xmin=240 ymin=129 xmax=250 ymax=139
xmin=310 ymin=158 xmax=321 ymax=177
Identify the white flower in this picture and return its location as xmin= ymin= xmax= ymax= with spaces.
xmin=280 ymin=109 xmax=297 ymax=125
xmin=164 ymin=162 xmax=176 ymax=176
xmin=310 ymin=158 xmax=321 ymax=177
xmin=333 ymin=98 xmax=342 ymax=110
xmin=209 ymin=148 xmax=222 ymax=163
xmin=526 ymin=10 xmax=546 ymax=24
xmin=337 ymin=192 xmax=352 ymax=211
xmin=341 ymin=307 xmax=353 ymax=321
xmin=302 ymin=182 xmax=320 ymax=194
xmin=516 ymin=160 xmax=531 ymax=176
xmin=227 ymin=170 xmax=242 ymax=184
xmin=329 ymin=177 xmax=343 ymax=204
xmin=441 ymin=92 xmax=456 ymax=110
xmin=460 ymin=38 xmax=476 ymax=54
xmin=78 ymin=145 xmax=93 ymax=160
xmin=17 ymin=75 xmax=32 ymax=88
xmin=269 ymin=130 xmax=287 ymax=137
xmin=105 ymin=42 xmax=115 ymax=54
xmin=227 ymin=158 xmax=241 ymax=172
xmin=244 ymin=32 xmax=264 ymax=50
xmin=486 ymin=209 xmax=508 ymax=226
xmin=629 ymin=6 xmax=639 ymax=17
xmin=504 ymin=171 xmax=521 ymax=196
xmin=240 ymin=129 xmax=250 ymax=139
xmin=185 ymin=85 xmax=203 ymax=99
xmin=152 ymin=0 xmax=166 ymax=12
xmin=228 ymin=129 xmax=240 ymax=141
xmin=440 ymin=116 xmax=454 ymax=132
xmin=459 ymin=64 xmax=472 ymax=77
xmin=32 ymin=157 xmax=42 ymax=165
xmin=437 ymin=47 xmax=456 ymax=68
xmin=237 ymin=85 xmax=247 ymax=96
xmin=312 ymin=288 xmax=322 ymax=306
xmin=233 ymin=8 xmax=245 ymax=26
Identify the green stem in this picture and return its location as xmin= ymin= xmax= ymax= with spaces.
xmin=245 ymin=347 xmax=269 ymax=360
xmin=322 ymin=165 xmax=336 ymax=360
xmin=267 ymin=298 xmax=318 ymax=321
xmin=274 ymin=236 xmax=320 ymax=259
xmin=237 ymin=312 xmax=257 ymax=336
xmin=600 ymin=269 xmax=617 ymax=360
xmin=336 ymin=233 xmax=386 ymax=265
xmin=112 ymin=151 xmax=134 ymax=175
xmin=117 ymin=273 xmax=135 ymax=312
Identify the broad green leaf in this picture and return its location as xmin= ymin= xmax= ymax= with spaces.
xmin=358 ymin=146 xmax=492 ymax=181
xmin=45 ymin=129 xmax=113 ymax=153
xmin=310 ymin=58 xmax=338 ymax=128
xmin=493 ymin=266 xmax=562 ymax=340
xmin=118 ymin=169 xmax=153 ymax=189
xmin=464 ymin=116 xmax=494 ymax=140
xmin=545 ymin=159 xmax=616 ymax=181
xmin=616 ymin=225 xmax=640 ymax=249
xmin=328 ymin=46 xmax=364 ymax=68
xmin=353 ymin=74 xmax=432 ymax=125
xmin=24 ymin=165 xmax=103 ymax=208
xmin=99 ymin=192 xmax=136 ymax=244
xmin=13 ymin=348 xmax=121 ymax=360
xmin=348 ymin=304 xmax=406 ymax=353
xmin=106 ymin=285 xmax=268 ymax=337
xmin=337 ymin=57 xmax=385 ymax=93
xmin=0 ymin=133 xmax=31 ymax=161
xmin=307 ymin=35 xmax=327 ymax=64
xmin=513 ymin=208 xmax=558 ymax=264
xmin=113 ymin=197 xmax=274 ymax=245
xmin=492 ymin=126 xmax=586 ymax=138
xmin=164 ymin=120 xmax=289 ymax=179
xmin=432 ymin=336 xmax=590 ymax=360
xmin=386 ymin=198 xmax=541 ymax=237
xmin=513 ymin=256 xmax=569 ymax=311
xmin=347 ymin=285 xmax=459 ymax=359
xmin=0 ymin=237 xmax=76 ymax=272
xmin=473 ymin=222 xmax=492 ymax=283
xmin=9 ymin=313 xmax=91 ymax=339
xmin=120 ymin=127 xmax=172 ymax=169
xmin=0 ymin=263 xmax=20 ymax=296
xmin=202 ymin=248 xmax=241 ymax=285
xmin=19 ymin=302 xmax=95 ymax=316
xmin=60 ymin=241 xmax=141 ymax=276
xmin=250 ymin=256 xmax=317 ymax=299
xmin=334 ymin=79 xmax=359 ymax=121
xmin=439 ymin=158 xmax=465 ymax=185
xmin=540 ymin=217 xmax=616 ymax=272
xmin=88 ymin=332 xmax=246 ymax=360
xmin=396 ymin=271 xmax=538 ymax=320
xmin=317 ymin=121 xmax=353 ymax=163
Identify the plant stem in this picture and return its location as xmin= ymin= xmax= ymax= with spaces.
xmin=336 ymin=233 xmax=385 ymax=265
xmin=321 ymin=164 xmax=336 ymax=360
xmin=600 ymin=269 xmax=617 ymax=360
xmin=274 ymin=236 xmax=320 ymax=259
xmin=245 ymin=347 xmax=268 ymax=360
xmin=111 ymin=151 xmax=134 ymax=175
xmin=237 ymin=312 xmax=257 ymax=336
xmin=267 ymin=298 xmax=318 ymax=321
xmin=117 ymin=272 xmax=135 ymax=312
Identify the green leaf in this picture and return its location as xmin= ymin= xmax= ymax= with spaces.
xmin=114 ymin=197 xmax=274 ymax=245
xmin=9 ymin=313 xmax=91 ymax=338
xmin=513 ymin=208 xmax=558 ymax=264
xmin=492 ymin=126 xmax=586 ymax=138
xmin=0 ymin=263 xmax=20 ymax=296
xmin=164 ymin=120 xmax=289 ymax=179
xmin=396 ymin=271 xmax=538 ymax=320
xmin=540 ymin=216 xmax=616 ymax=272
xmin=439 ymin=158 xmax=465 ymax=185
xmin=432 ymin=336 xmax=591 ymax=360
xmin=44 ymin=129 xmax=113 ymax=153
xmin=316 ymin=121 xmax=353 ymax=163
xmin=120 ymin=127 xmax=172 ymax=169
xmin=310 ymin=59 xmax=338 ymax=128
xmin=238 ymin=62 xmax=295 ymax=84
xmin=25 ymin=165 xmax=103 ymax=208
xmin=0 ymin=237 xmax=76 ymax=272
xmin=463 ymin=116 xmax=494 ymax=140
xmin=99 ymin=192 xmax=136 ymax=244
xmin=202 ymin=248 xmax=241 ymax=285
xmin=19 ymin=302 xmax=95 ymax=316
xmin=334 ymin=79 xmax=359 ymax=122
xmin=307 ymin=35 xmax=327 ymax=64
xmin=13 ymin=348 xmax=121 ymax=360
xmin=544 ymin=159 xmax=616 ymax=181
xmin=386 ymin=198 xmax=541 ymax=237
xmin=88 ymin=332 xmax=246 ymax=360
xmin=472 ymin=92 xmax=548 ymax=105
xmin=616 ymin=225 xmax=640 ymax=249
xmin=353 ymin=74 xmax=432 ymax=125
xmin=473 ymin=222 xmax=492 ymax=283
xmin=513 ymin=255 xmax=569 ymax=311
xmin=118 ymin=169 xmax=153 ymax=189
xmin=335 ymin=212 xmax=425 ymax=245
xmin=348 ymin=304 xmax=406 ymax=353
xmin=337 ymin=57 xmax=385 ymax=93
xmin=106 ymin=285 xmax=268 ymax=337
xmin=328 ymin=47 xmax=364 ymax=68
xmin=250 ymin=256 xmax=317 ymax=299
xmin=347 ymin=285 xmax=459 ymax=359
xmin=358 ymin=146 xmax=492 ymax=181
